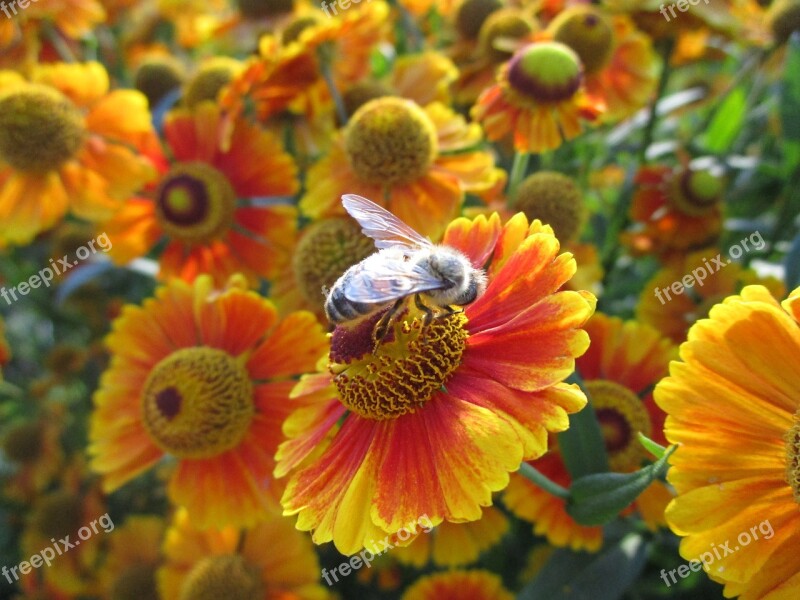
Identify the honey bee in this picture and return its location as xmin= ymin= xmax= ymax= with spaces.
xmin=324 ymin=194 xmax=487 ymax=339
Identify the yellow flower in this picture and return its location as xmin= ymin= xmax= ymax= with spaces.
xmin=656 ymin=285 xmax=800 ymax=599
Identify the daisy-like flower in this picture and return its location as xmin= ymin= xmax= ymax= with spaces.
xmin=401 ymin=570 xmax=514 ymax=600
xmin=96 ymin=516 xmax=164 ymax=599
xmin=0 ymin=63 xmax=156 ymax=246
xmin=158 ymin=506 xmax=330 ymax=600
xmin=220 ymin=0 xmax=389 ymax=141
xmin=547 ymin=6 xmax=659 ymax=122
xmin=504 ymin=313 xmax=676 ymax=551
xmin=23 ymin=0 xmax=106 ymax=39
xmin=624 ymin=164 xmax=724 ymax=260
xmin=19 ymin=467 xmax=108 ymax=597
xmin=655 ymin=285 xmax=800 ymax=599
xmin=276 ymin=214 xmax=596 ymax=554
xmin=637 ymin=247 xmax=786 ymax=343
xmin=451 ymin=6 xmax=538 ymax=107
xmin=88 ymin=275 xmax=329 ymax=528
xmin=301 ymin=97 xmax=505 ymax=240
xmin=101 ymin=102 xmax=299 ymax=286
xmin=394 ymin=505 xmax=509 ymax=568
xmin=1 ymin=410 xmax=65 ymax=502
xmin=471 ymin=40 xmax=604 ymax=153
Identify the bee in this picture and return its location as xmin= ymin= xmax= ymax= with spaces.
xmin=324 ymin=194 xmax=487 ymax=340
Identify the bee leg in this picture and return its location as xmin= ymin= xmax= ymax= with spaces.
xmin=434 ymin=305 xmax=464 ymax=320
xmin=414 ymin=294 xmax=436 ymax=343
xmin=414 ymin=294 xmax=435 ymax=326
xmin=372 ymin=298 xmax=403 ymax=353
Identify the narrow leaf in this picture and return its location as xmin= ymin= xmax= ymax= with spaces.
xmin=566 ymin=447 xmax=676 ymax=526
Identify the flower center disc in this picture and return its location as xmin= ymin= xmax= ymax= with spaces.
xmin=33 ymin=492 xmax=83 ymax=540
xmin=670 ymin=169 xmax=723 ymax=217
xmin=2 ymin=422 xmax=43 ymax=463
xmin=785 ymin=410 xmax=800 ymax=504
xmin=180 ymin=555 xmax=264 ymax=600
xmin=329 ymin=307 xmax=468 ymax=420
xmin=293 ymin=217 xmax=375 ymax=306
xmin=155 ymin=162 xmax=237 ymax=245
xmin=507 ymin=42 xmax=583 ymax=103
xmin=141 ymin=347 xmax=254 ymax=459
xmin=586 ymin=379 xmax=652 ymax=472
xmin=551 ymin=7 xmax=614 ymax=75
xmin=0 ymin=85 xmax=86 ymax=173
xmin=345 ymin=97 xmax=438 ymax=186
xmin=111 ymin=564 xmax=160 ymax=600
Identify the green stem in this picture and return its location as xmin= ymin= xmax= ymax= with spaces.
xmin=518 ymin=462 xmax=570 ymax=499
xmin=638 ymin=38 xmax=675 ymax=164
xmin=46 ymin=25 xmax=77 ymax=63
xmin=507 ymin=151 xmax=531 ymax=206
xmin=318 ymin=46 xmax=348 ymax=125
xmin=391 ymin=0 xmax=423 ymax=52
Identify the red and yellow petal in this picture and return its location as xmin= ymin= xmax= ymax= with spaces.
xmin=401 ymin=570 xmax=514 ymax=600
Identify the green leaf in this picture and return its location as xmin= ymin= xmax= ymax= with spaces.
xmin=518 ymin=534 xmax=649 ymax=600
xmin=704 ymin=87 xmax=746 ymax=153
xmin=638 ymin=432 xmax=667 ymax=459
xmin=558 ymin=373 xmax=609 ymax=479
xmin=566 ymin=447 xmax=676 ymax=526
xmin=780 ymin=35 xmax=800 ymax=142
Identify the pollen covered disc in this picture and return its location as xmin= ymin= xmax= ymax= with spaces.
xmin=0 ymin=85 xmax=86 ymax=173
xmin=344 ymin=97 xmax=438 ymax=186
xmin=785 ymin=410 xmax=800 ymax=504
xmin=329 ymin=307 xmax=468 ymax=420
xmin=141 ymin=347 xmax=254 ymax=459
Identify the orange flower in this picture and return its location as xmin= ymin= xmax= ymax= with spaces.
xmin=158 ymin=507 xmax=330 ymax=600
xmin=0 ymin=63 xmax=156 ymax=246
xmin=101 ymin=102 xmax=299 ymax=286
xmin=504 ymin=313 xmax=676 ymax=551
xmin=301 ymin=97 xmax=505 ymax=240
xmin=624 ymin=164 xmax=724 ymax=260
xmin=472 ymin=40 xmax=604 ymax=153
xmin=393 ymin=505 xmax=509 ymax=568
xmin=546 ymin=7 xmax=659 ymax=122
xmin=89 ymin=275 xmax=329 ymax=528
xmin=276 ymin=214 xmax=596 ymax=554
xmin=18 ymin=463 xmax=108 ymax=597
xmin=637 ymin=247 xmax=786 ymax=343
xmin=96 ymin=516 xmax=164 ymax=599
xmin=1 ymin=409 xmax=65 ymax=503
xmin=655 ymin=285 xmax=800 ymax=599
xmin=220 ymin=0 xmax=389 ymax=138
xmin=401 ymin=570 xmax=514 ymax=600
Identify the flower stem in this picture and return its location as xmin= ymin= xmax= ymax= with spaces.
xmin=638 ymin=38 xmax=674 ymax=164
xmin=507 ymin=151 xmax=531 ymax=205
xmin=318 ymin=45 xmax=348 ymax=125
xmin=518 ymin=462 xmax=570 ymax=499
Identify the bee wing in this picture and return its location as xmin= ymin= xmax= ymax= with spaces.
xmin=343 ymin=260 xmax=446 ymax=304
xmin=342 ymin=194 xmax=433 ymax=251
